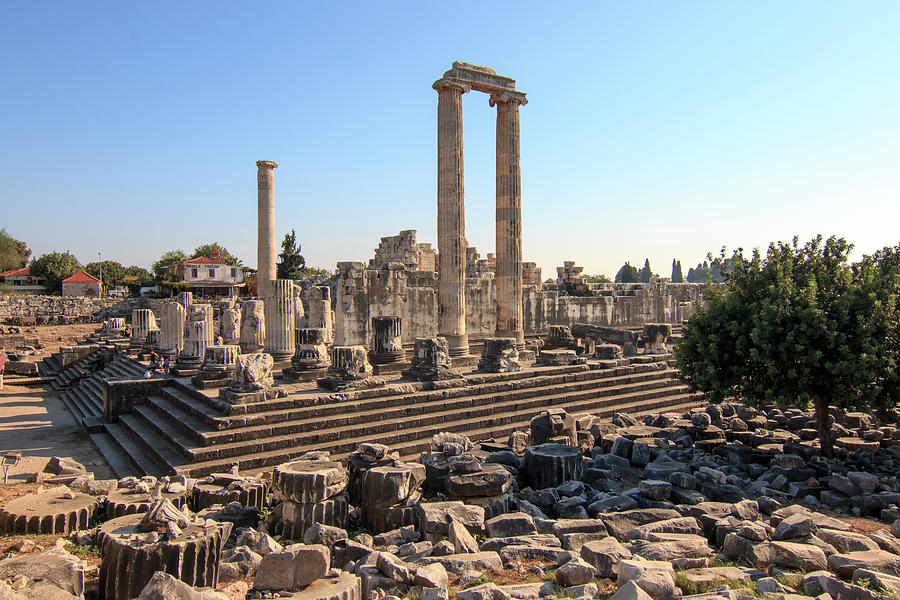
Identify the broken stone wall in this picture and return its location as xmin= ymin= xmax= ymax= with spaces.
xmin=334 ymin=266 xmax=706 ymax=345
xmin=0 ymin=295 xmax=122 ymax=322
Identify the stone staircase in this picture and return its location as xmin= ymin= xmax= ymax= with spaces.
xmin=0 ymin=352 xmax=63 ymax=386
xmin=37 ymin=354 xmax=61 ymax=377
xmin=53 ymin=350 xmax=162 ymax=477
xmin=56 ymin=354 xmax=147 ymax=422
xmin=68 ymin=352 xmax=702 ymax=479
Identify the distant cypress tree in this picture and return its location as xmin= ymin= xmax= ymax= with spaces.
xmin=639 ymin=259 xmax=653 ymax=283
xmin=671 ymin=259 xmax=684 ymax=283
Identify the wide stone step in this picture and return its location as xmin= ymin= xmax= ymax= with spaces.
xmin=195 ymin=373 xmax=683 ymax=448
xmin=88 ymin=431 xmax=140 ymax=479
xmin=104 ymin=421 xmax=173 ymax=477
xmin=176 ymin=389 xmax=701 ymax=477
xmin=199 ymin=364 xmax=678 ymax=432
xmin=154 ymin=367 xmax=670 ymax=443
xmin=70 ymin=386 xmax=102 ymax=419
xmin=175 ymin=381 xmax=695 ymax=476
xmin=118 ymin=412 xmax=191 ymax=472
xmin=193 ymin=359 xmax=670 ymax=418
xmin=37 ymin=355 xmax=60 ymax=376
xmin=83 ymin=379 xmax=105 ymax=401
xmin=59 ymin=390 xmax=90 ymax=423
xmin=107 ymin=363 xmax=135 ymax=378
xmin=159 ymin=386 xmax=225 ymax=426
xmin=133 ymin=400 xmax=209 ymax=456
xmin=144 ymin=394 xmax=216 ymax=444
xmin=81 ymin=383 xmax=104 ymax=410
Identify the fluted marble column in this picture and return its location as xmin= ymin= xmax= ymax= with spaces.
xmin=369 ymin=316 xmax=403 ymax=364
xmin=175 ymin=291 xmax=193 ymax=307
xmin=240 ymin=300 xmax=266 ymax=352
xmin=220 ymin=305 xmax=241 ymax=345
xmin=159 ymin=301 xmax=186 ymax=356
xmin=308 ymin=286 xmax=333 ymax=344
xmin=103 ymin=317 xmax=126 ymax=336
xmin=256 ymin=160 xmax=278 ymax=299
xmin=490 ymin=91 xmax=527 ymax=348
xmin=291 ymin=328 xmax=330 ymax=370
xmin=265 ymin=279 xmax=295 ymax=360
xmin=200 ymin=345 xmax=240 ymax=377
xmin=182 ymin=320 xmax=209 ymax=363
xmin=189 ymin=304 xmax=215 ymax=346
xmin=434 ymin=77 xmax=471 ymax=357
xmin=131 ymin=309 xmax=157 ymax=344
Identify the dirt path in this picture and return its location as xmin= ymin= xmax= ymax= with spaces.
xmin=0 ymin=383 xmax=113 ymax=480
xmin=14 ymin=323 xmax=100 ymax=354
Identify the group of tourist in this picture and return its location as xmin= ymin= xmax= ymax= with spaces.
xmin=144 ymin=350 xmax=172 ymax=378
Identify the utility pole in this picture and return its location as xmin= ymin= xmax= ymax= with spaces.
xmin=98 ymin=252 xmax=102 ymax=297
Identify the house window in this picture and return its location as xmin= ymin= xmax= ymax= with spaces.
xmin=209 ymin=269 xmax=215 ymax=278
xmin=191 ymin=268 xmax=198 ymax=278
xmin=231 ymin=268 xmax=238 ymax=278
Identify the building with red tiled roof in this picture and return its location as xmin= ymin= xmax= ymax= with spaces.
xmin=182 ymin=256 xmax=225 ymax=265
xmin=62 ymin=270 xmax=100 ymax=284
xmin=165 ymin=252 xmax=245 ymax=298
xmin=0 ymin=266 xmax=47 ymax=292
xmin=62 ymin=270 xmax=101 ymax=297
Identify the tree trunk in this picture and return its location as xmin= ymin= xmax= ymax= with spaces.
xmin=813 ymin=394 xmax=833 ymax=457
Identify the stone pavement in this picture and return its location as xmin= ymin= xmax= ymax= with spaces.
xmin=0 ymin=383 xmax=113 ymax=480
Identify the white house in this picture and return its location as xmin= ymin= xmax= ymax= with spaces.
xmin=0 ymin=267 xmax=47 ymax=293
xmin=169 ymin=254 xmax=245 ymax=297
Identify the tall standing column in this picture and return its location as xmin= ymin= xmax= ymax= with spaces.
xmin=265 ymin=279 xmax=296 ymax=360
xmin=491 ymin=91 xmax=527 ymax=348
xmin=256 ymin=160 xmax=278 ymax=299
xmin=159 ymin=301 xmax=186 ymax=356
xmin=433 ymin=78 xmax=471 ymax=357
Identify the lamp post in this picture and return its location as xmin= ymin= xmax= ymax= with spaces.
xmin=98 ymin=252 xmax=102 ymax=298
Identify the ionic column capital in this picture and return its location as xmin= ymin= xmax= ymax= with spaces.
xmin=489 ymin=91 xmax=528 ymax=107
xmin=433 ymin=78 xmax=472 ymax=94
xmin=256 ymin=160 xmax=278 ymax=170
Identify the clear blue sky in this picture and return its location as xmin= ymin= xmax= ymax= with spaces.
xmin=2 ymin=2 xmax=898 ymax=279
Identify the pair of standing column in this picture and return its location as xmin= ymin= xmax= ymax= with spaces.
xmin=434 ymin=80 xmax=527 ymax=354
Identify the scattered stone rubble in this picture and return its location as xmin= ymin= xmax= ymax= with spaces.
xmin=1 ymin=400 xmax=899 ymax=600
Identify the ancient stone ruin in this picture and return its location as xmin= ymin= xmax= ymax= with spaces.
xmin=2 ymin=399 xmax=899 ymax=600
xmin=4 ymin=61 xmax=897 ymax=600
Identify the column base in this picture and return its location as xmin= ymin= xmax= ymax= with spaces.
xmin=368 ymin=350 xmax=405 ymax=365
xmin=267 ymin=349 xmax=294 ymax=361
xmin=442 ymin=334 xmax=470 ymax=357
xmin=450 ymin=354 xmax=479 ymax=368
xmin=282 ymin=366 xmax=328 ymax=383
xmin=495 ymin=329 xmax=525 ymax=350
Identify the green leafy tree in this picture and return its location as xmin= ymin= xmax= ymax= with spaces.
xmin=0 ymin=229 xmax=31 ymax=272
xmin=123 ymin=265 xmax=154 ymax=294
xmin=686 ymin=256 xmax=732 ymax=283
xmin=85 ymin=260 xmax=126 ymax=288
xmin=675 ymin=235 xmax=900 ymax=456
xmin=152 ymin=250 xmax=187 ymax=280
xmin=582 ymin=273 xmax=612 ymax=283
xmin=30 ymin=251 xmax=82 ymax=293
xmin=615 ymin=262 xmax=639 ymax=283
xmin=687 ymin=261 xmax=710 ymax=283
xmin=671 ymin=259 xmax=684 ymax=283
xmin=191 ymin=243 xmax=242 ymax=266
xmin=277 ymin=229 xmax=307 ymax=279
